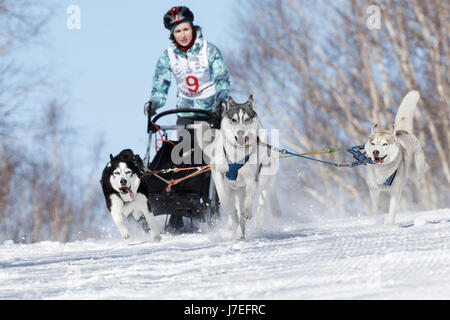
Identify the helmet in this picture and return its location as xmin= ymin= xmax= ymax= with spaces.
xmin=163 ymin=6 xmax=194 ymax=31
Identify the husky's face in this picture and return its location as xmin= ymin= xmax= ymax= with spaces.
xmin=109 ymin=162 xmax=140 ymax=199
xmin=222 ymin=95 xmax=258 ymax=148
xmin=364 ymin=124 xmax=399 ymax=164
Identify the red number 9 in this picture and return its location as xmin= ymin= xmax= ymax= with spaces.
xmin=186 ymin=76 xmax=199 ymax=93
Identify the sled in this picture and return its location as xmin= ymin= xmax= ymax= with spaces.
xmin=142 ymin=108 xmax=221 ymax=233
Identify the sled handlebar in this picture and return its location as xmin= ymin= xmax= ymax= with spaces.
xmin=147 ymin=108 xmax=221 ymax=133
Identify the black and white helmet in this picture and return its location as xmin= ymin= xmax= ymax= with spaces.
xmin=163 ymin=6 xmax=194 ymax=32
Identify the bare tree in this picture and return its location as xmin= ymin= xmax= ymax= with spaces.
xmin=227 ymin=0 xmax=449 ymax=216
xmin=0 ymin=1 xmax=108 ymax=243
xmin=0 ymin=1 xmax=51 ymax=242
xmin=0 ymin=0 xmax=52 ymax=138
xmin=0 ymin=101 xmax=107 ymax=243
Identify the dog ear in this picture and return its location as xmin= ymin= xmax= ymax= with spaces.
xmin=134 ymin=154 xmax=144 ymax=167
xmin=247 ymin=94 xmax=254 ymax=107
xmin=370 ymin=123 xmax=378 ymax=134
xmin=223 ymin=99 xmax=229 ymax=114
xmin=227 ymin=96 xmax=235 ymax=107
xmin=110 ymin=154 xmax=114 ymax=161
xmin=133 ymin=154 xmax=145 ymax=176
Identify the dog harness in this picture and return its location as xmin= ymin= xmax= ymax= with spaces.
xmin=167 ymin=40 xmax=216 ymax=100
xmin=347 ymin=145 xmax=397 ymax=186
xmin=224 ymin=148 xmax=251 ymax=181
xmin=346 ymin=145 xmax=374 ymax=167
xmin=384 ymin=170 xmax=397 ymax=187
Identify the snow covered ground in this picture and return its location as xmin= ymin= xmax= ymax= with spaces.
xmin=1 ymin=208 xmax=449 ymax=300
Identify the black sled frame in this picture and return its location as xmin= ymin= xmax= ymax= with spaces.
xmin=142 ymin=108 xmax=221 ymax=232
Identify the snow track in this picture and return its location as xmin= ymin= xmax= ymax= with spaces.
xmin=0 ymin=209 xmax=449 ymax=299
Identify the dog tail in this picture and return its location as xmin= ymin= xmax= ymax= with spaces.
xmin=394 ymin=90 xmax=420 ymax=134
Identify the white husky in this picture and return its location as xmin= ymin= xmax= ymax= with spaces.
xmin=196 ymin=95 xmax=281 ymax=240
xmin=364 ymin=91 xmax=428 ymax=225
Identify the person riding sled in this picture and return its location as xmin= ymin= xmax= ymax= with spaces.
xmin=145 ymin=5 xmax=230 ymax=120
xmin=144 ymin=6 xmax=230 ymax=232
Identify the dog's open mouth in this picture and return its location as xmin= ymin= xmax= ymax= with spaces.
xmin=235 ymin=135 xmax=250 ymax=147
xmin=119 ymin=187 xmax=128 ymax=194
xmin=119 ymin=186 xmax=135 ymax=200
xmin=374 ymin=155 xmax=387 ymax=163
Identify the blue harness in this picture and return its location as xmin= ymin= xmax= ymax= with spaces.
xmin=347 ymin=145 xmax=397 ymax=186
xmin=346 ymin=145 xmax=374 ymax=167
xmin=383 ymin=169 xmax=398 ymax=186
xmin=224 ymin=149 xmax=251 ymax=181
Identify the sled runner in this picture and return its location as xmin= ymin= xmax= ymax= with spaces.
xmin=141 ymin=108 xmax=221 ymax=233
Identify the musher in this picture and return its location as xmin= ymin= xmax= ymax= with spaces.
xmin=144 ymin=6 xmax=230 ymax=231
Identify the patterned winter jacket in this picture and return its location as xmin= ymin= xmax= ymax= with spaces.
xmin=150 ymin=26 xmax=230 ymax=118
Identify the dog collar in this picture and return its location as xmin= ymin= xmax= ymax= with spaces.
xmin=224 ymin=148 xmax=251 ymax=181
xmin=119 ymin=196 xmax=134 ymax=205
xmin=118 ymin=188 xmax=135 ymax=205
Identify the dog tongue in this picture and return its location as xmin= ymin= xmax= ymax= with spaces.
xmin=128 ymin=188 xmax=135 ymax=200
xmin=375 ymin=156 xmax=385 ymax=164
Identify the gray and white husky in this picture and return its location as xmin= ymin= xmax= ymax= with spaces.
xmin=196 ymin=95 xmax=281 ymax=240
xmin=100 ymin=149 xmax=161 ymax=241
xmin=364 ymin=91 xmax=428 ymax=225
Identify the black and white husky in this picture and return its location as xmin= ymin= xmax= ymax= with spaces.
xmin=100 ymin=149 xmax=161 ymax=241
xmin=197 ymin=95 xmax=281 ymax=240
xmin=364 ymin=91 xmax=428 ymax=226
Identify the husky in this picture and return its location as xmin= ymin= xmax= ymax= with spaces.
xmin=364 ymin=91 xmax=428 ymax=226
xmin=196 ymin=95 xmax=281 ymax=240
xmin=100 ymin=149 xmax=161 ymax=241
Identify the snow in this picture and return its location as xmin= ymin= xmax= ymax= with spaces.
xmin=1 ymin=208 xmax=449 ymax=300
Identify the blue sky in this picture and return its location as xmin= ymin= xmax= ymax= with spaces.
xmin=36 ymin=0 xmax=238 ymax=164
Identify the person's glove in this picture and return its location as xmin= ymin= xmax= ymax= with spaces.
xmin=215 ymin=99 xmax=226 ymax=117
xmin=144 ymin=100 xmax=157 ymax=117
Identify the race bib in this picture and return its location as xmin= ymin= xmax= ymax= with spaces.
xmin=167 ymin=41 xmax=216 ymax=100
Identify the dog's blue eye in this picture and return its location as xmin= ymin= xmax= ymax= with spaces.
xmin=125 ymin=171 xmax=131 ymax=175
xmin=382 ymin=143 xmax=388 ymax=146
xmin=113 ymin=172 xmax=120 ymax=176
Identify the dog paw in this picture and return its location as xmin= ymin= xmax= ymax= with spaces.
xmin=153 ymin=234 xmax=161 ymax=242
xmin=241 ymin=210 xmax=252 ymax=220
xmin=122 ymin=233 xmax=131 ymax=240
xmin=232 ymin=234 xmax=245 ymax=241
